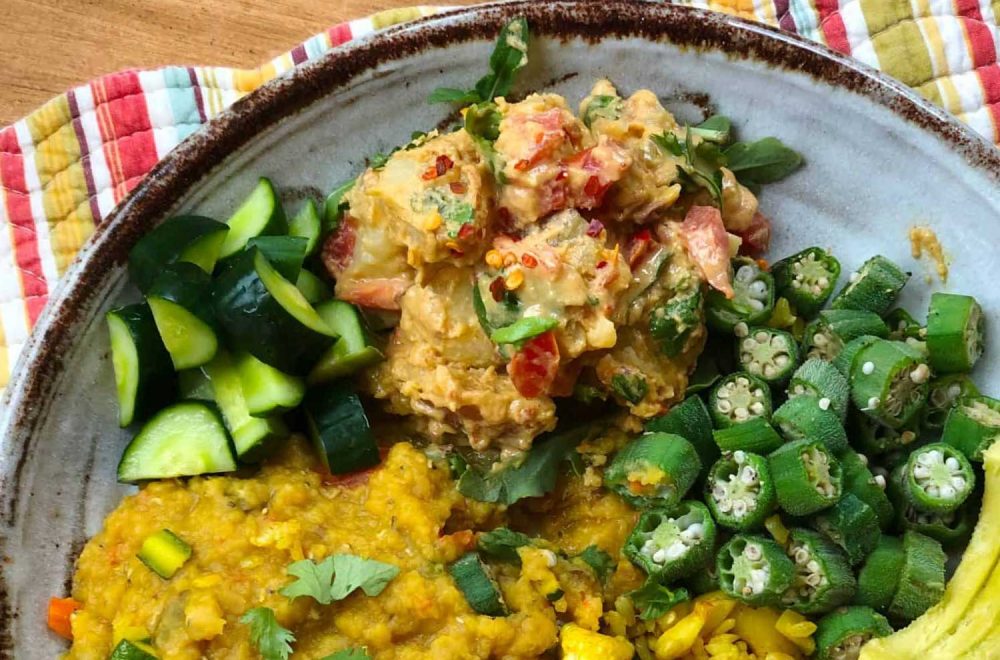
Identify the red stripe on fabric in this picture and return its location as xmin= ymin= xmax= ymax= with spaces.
xmin=979 ymin=65 xmax=1000 ymax=104
xmin=0 ymin=126 xmax=49 ymax=326
xmin=66 ymin=89 xmax=102 ymax=224
xmin=954 ymin=0 xmax=984 ymax=21
xmin=290 ymin=44 xmax=308 ymax=65
xmin=327 ymin=22 xmax=353 ymax=46
xmin=96 ymin=71 xmax=158 ymax=200
xmin=962 ymin=17 xmax=997 ymax=69
xmin=187 ymin=67 xmax=208 ymax=123
xmin=816 ymin=0 xmax=852 ymax=54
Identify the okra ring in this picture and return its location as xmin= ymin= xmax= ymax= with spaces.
xmin=809 ymin=493 xmax=881 ymax=566
xmin=708 ymin=372 xmax=773 ymax=428
xmin=712 ymin=418 xmax=785 ymax=455
xmin=781 ymin=528 xmax=856 ymax=615
xmin=839 ymin=450 xmax=894 ymax=531
xmin=716 ymin=534 xmax=795 ymax=607
xmin=855 ymin=535 xmax=904 ymax=612
xmin=803 ymin=309 xmax=888 ymax=362
xmin=623 ymin=500 xmax=717 ymax=583
xmin=786 ymin=357 xmax=851 ymax=422
xmin=736 ymin=326 xmax=800 ymax=385
xmin=771 ymin=247 xmax=842 ymax=318
xmin=705 ymin=451 xmax=776 ymax=531
xmin=604 ymin=432 xmax=701 ymax=508
xmin=941 ymin=394 xmax=1000 ymax=462
xmin=705 ymin=257 xmax=775 ymax=333
xmin=900 ymin=442 xmax=975 ymax=514
xmin=768 ymin=439 xmax=842 ymax=516
xmin=925 ymin=292 xmax=984 ymax=374
xmin=813 ymin=606 xmax=893 ymax=660
xmin=772 ymin=395 xmax=849 ymax=455
xmin=849 ymin=339 xmax=930 ymax=430
xmin=887 ymin=531 xmax=946 ymax=622
xmin=830 ymin=255 xmax=910 ymax=316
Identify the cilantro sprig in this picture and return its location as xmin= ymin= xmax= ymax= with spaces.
xmin=628 ymin=580 xmax=691 ymax=621
xmin=241 ymin=608 xmax=296 ymax=660
xmin=429 ymin=18 xmax=530 ymax=105
xmin=280 ymin=554 xmax=400 ymax=604
xmin=477 ymin=527 xmax=533 ymax=564
xmin=576 ymin=545 xmax=616 ymax=583
xmin=321 ymin=648 xmax=372 ymax=660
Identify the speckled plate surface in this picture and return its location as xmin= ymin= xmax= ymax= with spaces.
xmin=1 ymin=1 xmax=999 ymax=656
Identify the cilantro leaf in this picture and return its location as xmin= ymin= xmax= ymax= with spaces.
xmin=652 ymin=129 xmax=725 ymax=203
xmin=576 ymin=545 xmax=615 ymax=582
xmin=478 ymin=528 xmax=533 ymax=563
xmin=330 ymin=554 xmax=400 ymax=600
xmin=611 ymin=373 xmax=649 ymax=405
xmin=280 ymin=557 xmax=336 ymax=604
xmin=628 ymin=581 xmax=690 ymax=621
xmin=241 ymin=607 xmax=296 ymax=660
xmin=429 ymin=18 xmax=529 ymax=104
xmin=464 ymin=101 xmax=507 ymax=182
xmin=321 ymin=649 xmax=372 ymax=660
xmin=490 ymin=317 xmax=558 ymax=347
xmin=458 ymin=423 xmax=597 ymax=504
xmin=724 ymin=137 xmax=803 ymax=189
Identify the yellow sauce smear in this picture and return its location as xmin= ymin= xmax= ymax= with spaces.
xmin=909 ymin=226 xmax=949 ymax=283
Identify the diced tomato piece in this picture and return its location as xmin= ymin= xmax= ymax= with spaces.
xmin=681 ymin=206 xmax=735 ymax=299
xmin=47 ymin=597 xmax=81 ymax=640
xmin=735 ymin=211 xmax=773 ymax=257
xmin=509 ymin=331 xmax=561 ymax=398
xmin=507 ymin=109 xmax=573 ymax=171
xmin=337 ymin=278 xmax=410 ymax=311
xmin=626 ymin=228 xmax=654 ymax=268
xmin=321 ymin=216 xmax=357 ymax=277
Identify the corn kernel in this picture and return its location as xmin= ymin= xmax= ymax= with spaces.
xmin=505 ymin=268 xmax=524 ymax=290
xmin=503 ymin=252 xmax=518 ymax=267
xmin=424 ymin=213 xmax=443 ymax=231
xmin=485 ymin=249 xmax=503 ymax=269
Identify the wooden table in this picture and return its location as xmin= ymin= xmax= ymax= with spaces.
xmin=0 ymin=0 xmax=476 ymax=126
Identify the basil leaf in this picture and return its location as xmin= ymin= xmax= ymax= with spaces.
xmin=280 ymin=557 xmax=337 ymax=604
xmin=628 ymin=581 xmax=690 ymax=620
xmin=652 ymin=129 xmax=725 ymax=203
xmin=321 ymin=650 xmax=372 ymax=660
xmin=329 ymin=554 xmax=400 ymax=600
xmin=576 ymin=545 xmax=615 ymax=582
xmin=691 ymin=114 xmax=732 ymax=143
xmin=429 ymin=18 xmax=529 ymax=104
xmin=478 ymin=527 xmax=533 ymax=563
xmin=611 ymin=373 xmax=648 ymax=405
xmin=241 ymin=607 xmax=296 ymax=660
xmin=490 ymin=316 xmax=558 ymax=347
xmin=724 ymin=137 xmax=803 ymax=187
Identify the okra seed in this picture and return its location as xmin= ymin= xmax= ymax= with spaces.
xmin=818 ymin=397 xmax=831 ymax=411
xmin=913 ymin=466 xmax=931 ymax=479
xmin=755 ymin=331 xmax=770 ymax=342
xmin=862 ymin=361 xmax=875 ymax=375
xmin=717 ymin=499 xmax=732 ymax=513
xmin=945 ymin=457 xmax=960 ymax=470
xmin=733 ymin=500 xmax=748 ymax=516
xmin=867 ymin=397 xmax=880 ymax=410
xmin=794 ymin=548 xmax=810 ymax=564
xmin=806 ymin=560 xmax=820 ymax=573
xmin=734 ymin=407 xmax=749 ymax=420
xmin=817 ymin=276 xmax=829 ymax=288
xmin=874 ymin=474 xmax=886 ymax=489
xmin=734 ymin=322 xmax=749 ymax=337
xmin=748 ymin=281 xmax=768 ymax=297
xmin=713 ymin=485 xmax=728 ymax=500
xmin=764 ymin=364 xmax=777 ymax=378
xmin=926 ymin=485 xmax=940 ymax=497
xmin=744 ymin=544 xmax=762 ymax=561
xmin=750 ymin=402 xmax=765 ymax=415
xmin=858 ymin=453 xmax=869 ymax=466
xmin=743 ymin=338 xmax=757 ymax=351
xmin=737 ymin=377 xmax=750 ymax=387
xmin=666 ymin=542 xmax=687 ymax=560
xmin=952 ymin=476 xmax=967 ymax=490
xmin=947 ymin=384 xmax=962 ymax=398
xmin=774 ymin=354 xmax=790 ymax=368
xmin=733 ymin=451 xmax=747 ymax=464
xmin=910 ymin=364 xmax=931 ymax=384
xmin=813 ymin=333 xmax=828 ymax=347
xmin=683 ymin=523 xmax=704 ymax=539
xmin=652 ymin=548 xmax=667 ymax=563
xmin=940 ymin=484 xmax=956 ymax=499
xmin=748 ymin=299 xmax=765 ymax=312
xmin=901 ymin=431 xmax=917 ymax=444
xmin=717 ymin=400 xmax=733 ymax=413
xmin=739 ymin=466 xmax=757 ymax=484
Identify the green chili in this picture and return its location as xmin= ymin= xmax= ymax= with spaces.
xmin=771 ymin=395 xmax=849 ymax=455
xmin=855 ymin=536 xmax=904 ymax=613
xmin=782 ymin=528 xmax=856 ymax=615
xmin=705 ymin=451 xmax=776 ymax=531
xmin=624 ymin=501 xmax=717 ymax=583
xmin=768 ymin=439 xmax=842 ymax=516
xmin=786 ymin=358 xmax=851 ymax=422
xmin=810 ymin=493 xmax=881 ymax=567
xmin=849 ymin=339 xmax=930 ymax=429
xmin=735 ymin=326 xmax=800 ymax=385
xmin=830 ymin=255 xmax=910 ymax=316
xmin=708 ymin=372 xmax=773 ymax=428
xmin=941 ymin=394 xmax=1000 ymax=462
xmin=712 ymin=418 xmax=785 ymax=455
xmin=802 ymin=310 xmax=888 ymax=362
xmin=717 ymin=534 xmax=795 ymax=607
xmin=925 ymin=292 xmax=985 ymax=374
xmin=771 ymin=247 xmax=841 ymax=318
xmin=706 ymin=257 xmax=775 ymax=333
xmin=814 ymin=606 xmax=893 ymax=660
xmin=887 ymin=531 xmax=946 ymax=622
xmin=604 ymin=433 xmax=701 ymax=508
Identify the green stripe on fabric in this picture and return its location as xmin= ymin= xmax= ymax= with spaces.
xmin=860 ymin=0 xmax=935 ymax=89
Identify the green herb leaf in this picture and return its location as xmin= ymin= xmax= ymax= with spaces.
xmin=572 ymin=383 xmax=608 ymax=405
xmin=280 ymin=557 xmax=337 ymax=604
xmin=240 ymin=607 xmax=296 ymax=660
xmin=490 ymin=317 xmax=558 ymax=347
xmin=576 ymin=545 xmax=615 ymax=582
xmin=323 ymin=179 xmax=356 ymax=232
xmin=582 ymin=95 xmax=624 ymax=128
xmin=478 ymin=528 xmax=533 ymax=563
xmin=724 ymin=137 xmax=803 ymax=188
xmin=427 ymin=87 xmax=482 ymax=104
xmin=330 ymin=554 xmax=401 ymax=600
xmin=690 ymin=115 xmax=732 ymax=143
xmin=611 ymin=373 xmax=649 ymax=405
xmin=458 ymin=424 xmax=596 ymax=504
xmin=321 ymin=649 xmax=372 ymax=660
xmin=628 ymin=581 xmax=690 ymax=621
xmin=464 ymin=101 xmax=507 ymax=181
xmin=652 ymin=129 xmax=726 ymax=203
xmin=429 ymin=18 xmax=529 ymax=104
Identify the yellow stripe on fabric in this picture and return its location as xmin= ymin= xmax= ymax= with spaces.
xmin=24 ymin=97 xmax=97 ymax=273
xmin=0 ymin=312 xmax=9 ymax=389
xmin=371 ymin=7 xmax=430 ymax=28
xmin=753 ymin=0 xmax=778 ymax=25
xmin=233 ymin=68 xmax=264 ymax=94
xmin=918 ymin=15 xmax=965 ymax=115
xmin=704 ymin=0 xmax=759 ymax=21
xmin=861 ymin=0 xmax=936 ymax=89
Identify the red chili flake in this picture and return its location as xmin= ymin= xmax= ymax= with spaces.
xmin=489 ymin=276 xmax=506 ymax=302
xmin=515 ymin=159 xmax=530 ymax=171
xmin=521 ymin=252 xmax=538 ymax=268
xmin=555 ymin=168 xmax=568 ymax=182
xmin=596 ymin=260 xmax=608 ymax=269
xmin=586 ymin=219 xmax=605 ymax=238
xmin=449 ymin=181 xmax=467 ymax=194
xmin=584 ymin=175 xmax=603 ymax=197
xmin=457 ymin=223 xmax=476 ymax=240
xmin=436 ymin=154 xmax=454 ymax=176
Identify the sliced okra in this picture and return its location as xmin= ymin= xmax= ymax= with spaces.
xmin=839 ymin=450 xmax=894 ymax=531
xmin=650 ymin=287 xmax=703 ymax=357
xmin=604 ymin=433 xmax=701 ymax=508
xmin=712 ymin=418 xmax=785 ymax=454
xmin=772 ymin=395 xmax=849 ymax=455
xmin=645 ymin=395 xmax=719 ymax=474
xmin=449 ymin=552 xmax=509 ymax=616
xmin=847 ymin=407 xmax=920 ymax=457
xmin=771 ymin=247 xmax=842 ymax=318
xmin=624 ymin=500 xmax=717 ymax=582
xmin=736 ymin=326 xmax=800 ymax=385
xmin=887 ymin=531 xmax=946 ymax=622
xmin=705 ymin=451 xmax=776 ymax=531
xmin=832 ymin=334 xmax=882 ymax=378
xmin=810 ymin=493 xmax=881 ymax=566
xmin=849 ymin=339 xmax=930 ymax=429
xmin=706 ymin=257 xmax=775 ymax=332
xmin=830 ymin=255 xmax=910 ymax=316
xmin=814 ymin=606 xmax=893 ymax=660
xmin=941 ymin=394 xmax=1000 ymax=462
xmin=708 ymin=372 xmax=773 ymax=428
xmin=855 ymin=536 xmax=904 ymax=613
xmin=897 ymin=497 xmax=976 ymax=547
xmin=923 ymin=373 xmax=979 ymax=431
xmin=782 ymin=528 xmax=856 ymax=615
xmin=685 ymin=557 xmax=721 ymax=596
xmin=925 ymin=292 xmax=985 ymax=374
xmin=803 ymin=309 xmax=889 ymax=362
xmin=786 ymin=358 xmax=851 ymax=422
xmin=768 ymin=439 xmax=842 ymax=516
xmin=886 ymin=308 xmax=925 ymax=341
xmin=900 ymin=442 xmax=975 ymax=514
xmin=716 ymin=534 xmax=795 ymax=607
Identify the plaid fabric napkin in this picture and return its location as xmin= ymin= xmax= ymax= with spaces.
xmin=0 ymin=1 xmax=997 ymax=387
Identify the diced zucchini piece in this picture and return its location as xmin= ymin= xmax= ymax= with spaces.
xmin=128 ymin=214 xmax=228 ymax=292
xmin=234 ymin=351 xmax=306 ymax=416
xmin=137 ymin=529 xmax=192 ymax=579
xmin=449 ymin=552 xmax=508 ymax=616
xmin=106 ymin=303 xmax=175 ymax=427
xmin=246 ymin=235 xmax=308 ymax=281
xmin=202 ymin=351 xmax=289 ymax=462
xmin=308 ymin=300 xmax=384 ymax=384
xmin=109 ymin=639 xmax=158 ymax=660
xmin=219 ymin=177 xmax=287 ymax=258
xmin=147 ymin=262 xmax=219 ymax=370
xmin=212 ymin=248 xmax=336 ymax=374
xmin=117 ymin=401 xmax=237 ymax=482
xmin=288 ymin=198 xmax=322 ymax=256
xmin=295 ymin=269 xmax=332 ymax=304
xmin=303 ymin=380 xmax=380 ymax=474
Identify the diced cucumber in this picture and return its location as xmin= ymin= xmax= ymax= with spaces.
xmin=303 ymin=380 xmax=380 ymax=474
xmin=106 ymin=304 xmax=175 ymax=427
xmin=128 ymin=215 xmax=229 ymax=292
xmin=219 ymin=177 xmax=287 ymax=258
xmin=234 ymin=351 xmax=306 ymax=416
xmin=246 ymin=235 xmax=308 ymax=281
xmin=212 ymin=248 xmax=336 ymax=374
xmin=202 ymin=351 xmax=289 ymax=462
xmin=178 ymin=368 xmax=214 ymax=402
xmin=288 ymin=199 xmax=322 ymax=256
xmin=308 ymin=300 xmax=384 ymax=384
xmin=109 ymin=639 xmax=158 ymax=660
xmin=296 ymin=269 xmax=332 ymax=304
xmin=137 ymin=529 xmax=192 ymax=579
xmin=147 ymin=262 xmax=219 ymax=370
xmin=117 ymin=401 xmax=237 ymax=482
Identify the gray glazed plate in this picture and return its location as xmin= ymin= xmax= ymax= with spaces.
xmin=1 ymin=1 xmax=998 ymax=656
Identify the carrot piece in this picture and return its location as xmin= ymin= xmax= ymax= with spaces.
xmin=47 ymin=596 xmax=81 ymax=640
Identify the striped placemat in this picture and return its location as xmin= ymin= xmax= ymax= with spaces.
xmin=0 ymin=1 xmax=997 ymax=388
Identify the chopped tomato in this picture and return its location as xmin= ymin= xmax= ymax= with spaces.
xmin=625 ymin=228 xmax=654 ymax=269
xmin=47 ymin=597 xmax=81 ymax=640
xmin=336 ymin=278 xmax=410 ymax=311
xmin=564 ymin=140 xmax=630 ymax=209
xmin=321 ymin=216 xmax=357 ymax=277
xmin=509 ymin=331 xmax=561 ymax=398
xmin=735 ymin=211 xmax=773 ymax=257
xmin=509 ymin=108 xmax=575 ymax=171
xmin=681 ymin=206 xmax=734 ymax=299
